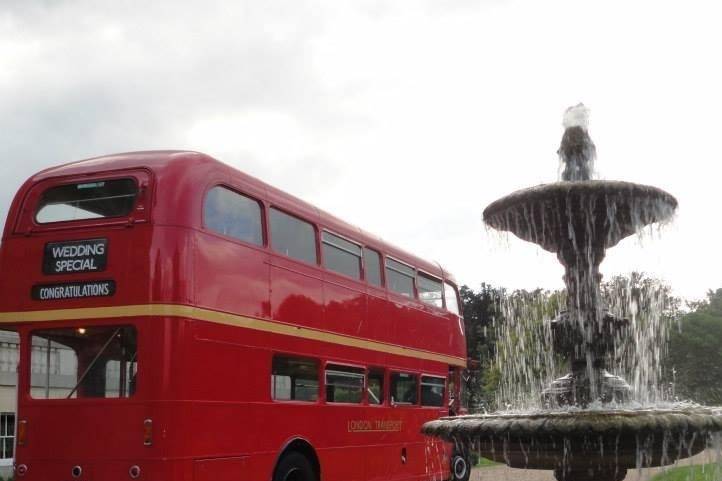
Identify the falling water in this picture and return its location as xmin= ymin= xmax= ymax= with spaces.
xmin=491 ymin=273 xmax=679 ymax=412
xmin=493 ymin=289 xmax=561 ymax=411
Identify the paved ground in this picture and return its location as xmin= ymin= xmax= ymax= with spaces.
xmin=471 ymin=450 xmax=718 ymax=481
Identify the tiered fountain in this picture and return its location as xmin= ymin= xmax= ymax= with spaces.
xmin=423 ymin=105 xmax=722 ymax=481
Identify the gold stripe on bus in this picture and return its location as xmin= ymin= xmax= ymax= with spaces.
xmin=0 ymin=304 xmax=467 ymax=367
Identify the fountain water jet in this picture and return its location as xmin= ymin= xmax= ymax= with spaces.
xmin=423 ymin=104 xmax=722 ymax=481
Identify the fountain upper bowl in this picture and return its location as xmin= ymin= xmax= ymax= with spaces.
xmin=483 ymin=180 xmax=678 ymax=254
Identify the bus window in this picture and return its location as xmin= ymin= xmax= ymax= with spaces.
xmin=322 ymin=232 xmax=362 ymax=279
xmin=203 ymin=186 xmax=263 ymax=245
xmin=421 ymin=376 xmax=445 ymax=407
xmin=444 ymin=282 xmax=461 ymax=315
xmin=418 ymin=273 xmax=443 ymax=308
xmin=391 ymin=372 xmax=418 ymax=405
xmin=367 ymin=369 xmax=384 ymax=405
xmin=385 ymin=258 xmax=414 ymax=297
xmin=30 ymin=325 xmax=138 ymax=399
xmin=271 ymin=355 xmax=319 ymax=402
xmin=270 ymin=209 xmax=317 ymax=264
xmin=36 ymin=179 xmax=138 ymax=224
xmin=363 ymin=248 xmax=382 ymax=286
xmin=325 ymin=364 xmax=364 ymax=403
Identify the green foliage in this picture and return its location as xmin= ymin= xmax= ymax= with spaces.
xmin=666 ymin=289 xmax=722 ymax=404
xmin=650 ymin=464 xmax=720 ymax=481
xmin=460 ymin=284 xmax=503 ymax=411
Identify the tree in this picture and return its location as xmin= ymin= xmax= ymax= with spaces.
xmin=666 ymin=288 xmax=722 ymax=405
xmin=459 ymin=284 xmax=502 ymax=411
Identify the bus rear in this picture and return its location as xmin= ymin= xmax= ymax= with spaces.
xmin=0 ymin=157 xmax=184 ymax=480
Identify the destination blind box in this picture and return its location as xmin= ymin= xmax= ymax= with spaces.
xmin=43 ymin=238 xmax=108 ymax=275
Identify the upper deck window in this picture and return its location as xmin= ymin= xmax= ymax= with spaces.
xmin=270 ymin=208 xmax=317 ymax=264
xmin=363 ymin=248 xmax=382 ymax=287
xmin=204 ymin=186 xmax=263 ymax=245
xmin=418 ymin=273 xmax=443 ymax=308
xmin=385 ymin=258 xmax=415 ymax=298
xmin=36 ymin=179 xmax=138 ymax=224
xmin=444 ymin=282 xmax=461 ymax=315
xmin=322 ymin=231 xmax=361 ymax=279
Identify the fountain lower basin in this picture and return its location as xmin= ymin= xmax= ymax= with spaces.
xmin=423 ymin=407 xmax=722 ymax=480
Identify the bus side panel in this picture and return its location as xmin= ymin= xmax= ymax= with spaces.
xmin=179 ymin=318 xmax=450 ymax=481
xmin=270 ymin=255 xmax=324 ymax=329
xmin=194 ymin=456 xmax=249 ymax=481
xmin=323 ymin=272 xmax=367 ymax=336
xmin=193 ymin=230 xmax=270 ymax=319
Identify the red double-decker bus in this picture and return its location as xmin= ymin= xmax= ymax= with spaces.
xmin=0 ymin=151 xmax=467 ymax=481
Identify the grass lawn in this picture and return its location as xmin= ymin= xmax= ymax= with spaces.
xmin=650 ymin=464 xmax=721 ymax=481
xmin=476 ymin=457 xmax=500 ymax=468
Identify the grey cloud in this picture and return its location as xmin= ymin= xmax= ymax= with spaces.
xmin=0 ymin=0 xmax=342 ymax=224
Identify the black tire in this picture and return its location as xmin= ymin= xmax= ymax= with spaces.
xmin=450 ymin=452 xmax=471 ymax=481
xmin=273 ymin=451 xmax=316 ymax=481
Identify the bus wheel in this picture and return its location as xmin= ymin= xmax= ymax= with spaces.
xmin=274 ymin=452 xmax=317 ymax=481
xmin=451 ymin=452 xmax=471 ymax=481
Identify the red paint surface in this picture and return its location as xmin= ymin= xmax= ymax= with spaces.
xmin=0 ymin=151 xmax=465 ymax=481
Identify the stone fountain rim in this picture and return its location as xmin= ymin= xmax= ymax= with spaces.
xmin=483 ymin=179 xmax=678 ymax=224
xmin=422 ymin=406 xmax=722 ymax=438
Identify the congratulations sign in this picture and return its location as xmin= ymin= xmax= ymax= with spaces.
xmin=32 ymin=280 xmax=116 ymax=301
xmin=43 ymin=238 xmax=108 ymax=275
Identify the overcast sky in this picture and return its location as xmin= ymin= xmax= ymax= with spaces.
xmin=2 ymin=0 xmax=720 ymax=301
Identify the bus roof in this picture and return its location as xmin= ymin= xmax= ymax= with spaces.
xmin=22 ymin=150 xmax=457 ymax=284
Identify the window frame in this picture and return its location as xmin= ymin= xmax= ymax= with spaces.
xmin=202 ymin=184 xmax=266 ymax=247
xmin=420 ymin=374 xmax=447 ymax=408
xmin=443 ymin=281 xmax=462 ymax=316
xmin=271 ymin=354 xmax=320 ymax=403
xmin=28 ymin=324 xmax=139 ymax=401
xmin=0 ymin=412 xmax=14 ymax=462
xmin=324 ymin=362 xmax=366 ymax=405
xmin=390 ymin=371 xmax=419 ymax=406
xmin=321 ymin=230 xmax=363 ymax=280
xmin=366 ymin=367 xmax=386 ymax=406
xmin=416 ymin=270 xmax=445 ymax=310
xmin=35 ymin=178 xmax=140 ymax=225
xmin=363 ymin=247 xmax=384 ymax=287
xmin=20 ymin=170 xmax=152 ymax=234
xmin=385 ymin=256 xmax=416 ymax=299
xmin=268 ymin=207 xmax=320 ymax=266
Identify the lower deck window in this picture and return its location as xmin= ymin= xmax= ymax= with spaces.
xmin=367 ymin=369 xmax=384 ymax=405
xmin=421 ymin=376 xmax=446 ymax=407
xmin=30 ymin=325 xmax=138 ymax=399
xmin=325 ymin=365 xmax=364 ymax=403
xmin=272 ymin=356 xmax=319 ymax=402
xmin=391 ymin=372 xmax=418 ymax=405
